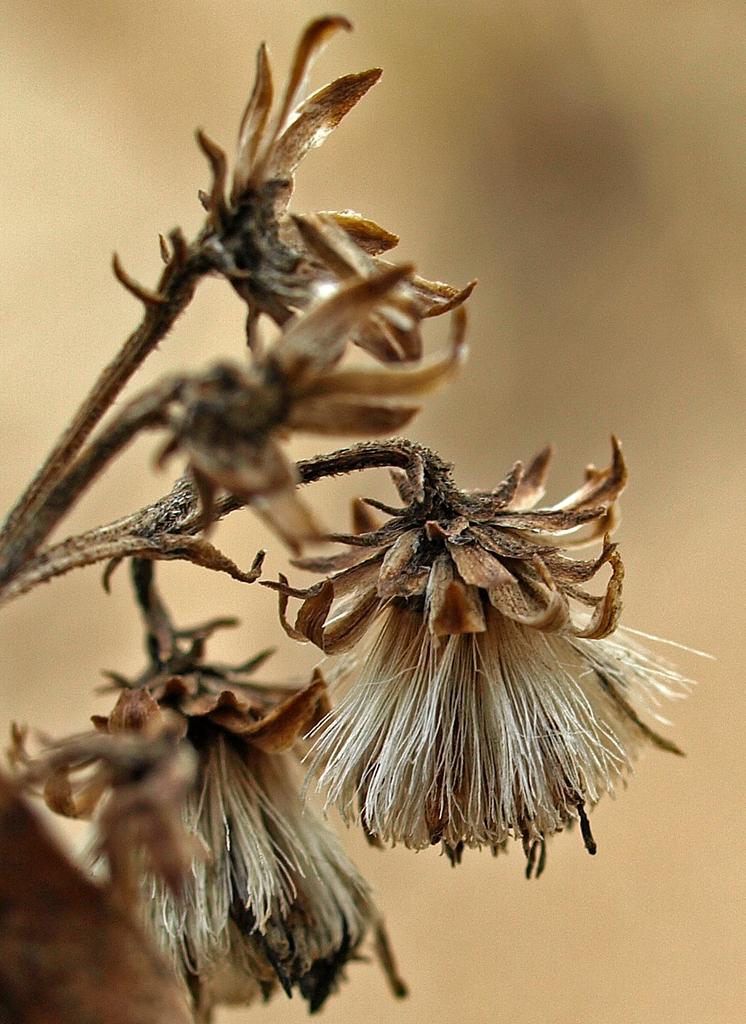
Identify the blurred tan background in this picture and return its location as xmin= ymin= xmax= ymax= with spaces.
xmin=1 ymin=1 xmax=744 ymax=1022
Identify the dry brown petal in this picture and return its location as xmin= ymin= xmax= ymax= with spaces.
xmin=424 ymin=517 xmax=469 ymax=541
xmin=187 ymin=433 xmax=297 ymax=500
xmin=232 ymin=41 xmax=274 ymax=200
xmin=569 ymin=548 xmax=624 ymax=640
xmin=377 ymin=529 xmax=421 ymax=598
xmin=549 ymin=436 xmax=627 ymax=513
xmin=492 ymin=506 xmax=608 ymax=533
xmin=413 ymin=274 xmax=477 ymax=317
xmin=288 ymin=396 xmax=420 ymax=435
xmin=540 ymin=538 xmax=617 ymax=585
xmin=273 ymin=263 xmax=414 ymax=381
xmin=325 ymin=211 xmax=400 ymax=255
xmin=257 ymin=16 xmax=353 ymax=179
xmin=293 ymin=579 xmax=335 ymax=646
xmin=302 ymin=306 xmax=467 ymax=401
xmin=291 ymin=544 xmax=383 ymax=574
xmin=320 ymin=586 xmax=381 ymax=652
xmin=267 ymin=69 xmax=383 ymax=180
xmin=250 ymin=484 xmax=324 ymax=554
xmin=447 ymin=540 xmax=517 ymax=589
xmin=487 ymin=558 xmax=570 ymax=633
xmin=427 ymin=554 xmax=486 ymax=636
xmin=468 ymin=522 xmax=556 ymax=560
xmin=239 ymin=671 xmax=329 ymax=752
xmin=508 ymin=444 xmax=554 ymax=510
xmin=108 ymin=688 xmax=163 ymax=735
xmin=326 ymin=552 xmax=386 ymax=600
xmin=349 ymin=319 xmax=409 ymax=362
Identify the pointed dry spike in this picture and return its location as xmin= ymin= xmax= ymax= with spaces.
xmin=325 ymin=210 xmax=400 ymax=254
xmin=487 ymin=462 xmax=523 ymax=506
xmin=352 ymin=497 xmax=380 ymax=534
xmin=510 ymin=444 xmax=554 ymax=509
xmin=267 ymin=68 xmax=383 ymax=179
xmin=168 ymin=227 xmax=189 ymax=266
xmin=361 ymin=496 xmax=406 ymax=516
xmin=275 ymin=262 xmax=414 ymax=379
xmin=197 ymin=188 xmax=210 ymax=210
xmin=195 ymin=129 xmax=228 ymax=225
xmin=420 ymin=277 xmax=478 ymax=317
xmin=551 ymin=435 xmax=628 ymax=512
xmin=158 ymin=234 xmax=170 ymax=264
xmin=111 ymin=253 xmax=166 ymax=307
xmin=232 ymin=41 xmax=274 ymax=200
xmin=271 ymin=16 xmax=352 ymax=143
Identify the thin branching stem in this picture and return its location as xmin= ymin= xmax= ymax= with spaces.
xmin=0 ymin=440 xmax=433 ymax=605
xmin=0 ymin=235 xmax=209 ymax=559
xmin=0 ymin=379 xmax=185 ymax=593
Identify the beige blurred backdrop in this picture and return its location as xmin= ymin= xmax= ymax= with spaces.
xmin=1 ymin=2 xmax=745 ymax=1022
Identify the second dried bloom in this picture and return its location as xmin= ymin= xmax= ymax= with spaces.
xmin=90 ymin=562 xmax=403 ymax=1017
xmin=275 ymin=440 xmax=688 ymax=864
xmin=159 ymin=281 xmax=466 ymax=548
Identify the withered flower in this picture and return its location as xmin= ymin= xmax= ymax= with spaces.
xmin=23 ymin=561 xmax=404 ymax=1018
xmin=197 ymin=16 xmax=473 ymax=353
xmin=159 ymin=281 xmax=466 ymax=549
xmin=273 ymin=439 xmax=688 ymax=865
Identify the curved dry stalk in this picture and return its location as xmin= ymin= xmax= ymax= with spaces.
xmin=0 ymin=441 xmax=429 ymax=606
xmin=0 ymin=378 xmax=185 ymax=593
xmin=0 ymin=234 xmax=209 ymax=558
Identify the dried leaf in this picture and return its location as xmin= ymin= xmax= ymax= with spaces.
xmin=0 ymin=773 xmax=193 ymax=1024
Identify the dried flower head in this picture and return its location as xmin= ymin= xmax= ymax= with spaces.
xmin=31 ymin=561 xmax=404 ymax=1018
xmin=197 ymin=16 xmax=473 ymax=353
xmin=273 ymin=440 xmax=688 ymax=865
xmin=159 ymin=283 xmax=467 ymax=549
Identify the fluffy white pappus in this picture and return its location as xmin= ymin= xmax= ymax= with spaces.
xmin=307 ymin=603 xmax=689 ymax=852
xmin=148 ymin=735 xmax=372 ymax=1002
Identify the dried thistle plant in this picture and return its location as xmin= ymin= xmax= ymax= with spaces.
xmin=0 ymin=13 xmax=690 ymax=1022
